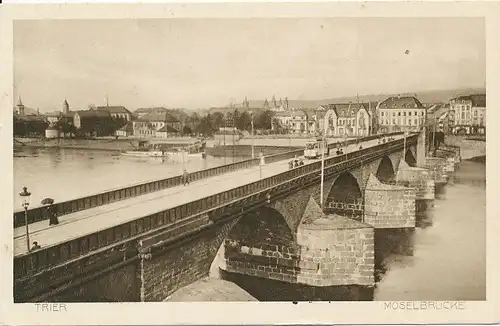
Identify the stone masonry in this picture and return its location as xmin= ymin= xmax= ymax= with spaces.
xmin=363 ymin=174 xmax=416 ymax=229
xmin=420 ymin=157 xmax=449 ymax=184
xmin=221 ymin=197 xmax=375 ymax=288
xmin=396 ymin=159 xmax=435 ymax=201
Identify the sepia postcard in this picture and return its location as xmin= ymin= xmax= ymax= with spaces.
xmin=0 ymin=1 xmax=499 ymax=325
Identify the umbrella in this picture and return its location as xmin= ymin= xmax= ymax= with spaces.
xmin=41 ymin=197 xmax=55 ymax=205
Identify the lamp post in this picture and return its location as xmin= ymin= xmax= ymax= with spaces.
xmin=320 ymin=117 xmax=326 ymax=209
xmin=19 ymin=186 xmax=31 ymax=251
xmin=251 ymin=112 xmax=255 ymax=159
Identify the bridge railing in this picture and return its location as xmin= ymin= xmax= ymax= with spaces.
xmin=14 ymin=134 xmax=418 ymax=280
xmin=13 ymin=132 xmax=404 ymax=228
xmin=12 ymin=148 xmax=304 ymax=228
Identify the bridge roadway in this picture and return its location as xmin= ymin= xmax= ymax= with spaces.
xmin=14 ymin=135 xmax=404 ymax=256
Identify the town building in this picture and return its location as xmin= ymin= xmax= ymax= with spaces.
xmin=132 ymin=112 xmax=181 ymax=138
xmin=272 ymin=111 xmax=293 ymax=132
xmin=316 ymin=102 xmax=372 ymax=137
xmin=134 ymin=107 xmax=170 ymax=119
xmin=97 ymin=105 xmax=132 ymax=121
xmin=289 ymin=110 xmax=309 ymax=133
xmin=115 ymin=121 xmax=134 ymax=137
xmin=448 ymin=94 xmax=486 ymax=135
xmin=73 ymin=110 xmax=114 ymax=137
xmin=376 ymin=96 xmax=426 ymax=133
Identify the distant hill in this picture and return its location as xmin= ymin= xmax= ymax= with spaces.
xmin=243 ymin=87 xmax=486 ymax=109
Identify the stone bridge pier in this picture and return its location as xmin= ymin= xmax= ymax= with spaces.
xmin=218 ymin=148 xmax=427 ymax=301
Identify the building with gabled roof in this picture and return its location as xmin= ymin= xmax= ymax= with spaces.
xmin=316 ymin=102 xmax=372 ymax=137
xmin=97 ymin=105 xmax=132 ymax=121
xmin=132 ymin=111 xmax=181 ymax=138
xmin=376 ymin=96 xmax=426 ymax=133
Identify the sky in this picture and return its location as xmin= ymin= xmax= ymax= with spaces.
xmin=13 ymin=18 xmax=485 ymax=112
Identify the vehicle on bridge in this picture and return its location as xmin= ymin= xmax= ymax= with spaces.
xmin=304 ymin=138 xmax=329 ymax=159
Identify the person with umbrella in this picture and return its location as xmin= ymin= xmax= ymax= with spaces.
xmin=41 ymin=198 xmax=59 ymax=226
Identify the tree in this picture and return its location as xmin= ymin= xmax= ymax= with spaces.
xmin=254 ymin=110 xmax=275 ymax=130
xmin=236 ymin=111 xmax=252 ymax=132
xmin=212 ymin=112 xmax=224 ymax=130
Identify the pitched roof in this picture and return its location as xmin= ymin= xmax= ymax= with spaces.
xmin=274 ymin=111 xmax=293 ymax=117
xmin=452 ymin=94 xmax=486 ymax=107
xmin=118 ymin=121 xmax=134 ymax=132
xmin=97 ymin=106 xmax=131 ymax=114
xmin=44 ymin=111 xmax=62 ymax=117
xmin=76 ymin=110 xmax=112 ymax=118
xmin=322 ymin=102 xmax=369 ymax=118
xmin=135 ymin=107 xmax=169 ymax=114
xmin=157 ymin=125 xmax=179 ymax=133
xmin=138 ymin=112 xmax=179 ymax=122
xmin=378 ymin=96 xmax=425 ymax=110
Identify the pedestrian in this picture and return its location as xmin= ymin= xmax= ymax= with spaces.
xmin=48 ymin=204 xmax=59 ymax=226
xmin=288 ymin=160 xmax=294 ymax=170
xmin=31 ymin=241 xmax=41 ymax=251
xmin=299 ymin=159 xmax=304 ymax=166
xmin=183 ymin=169 xmax=190 ymax=186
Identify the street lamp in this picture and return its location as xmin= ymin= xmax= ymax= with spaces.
xmin=320 ymin=116 xmax=326 ymax=209
xmin=251 ymin=112 xmax=255 ymax=159
xmin=19 ymin=186 xmax=31 ymax=251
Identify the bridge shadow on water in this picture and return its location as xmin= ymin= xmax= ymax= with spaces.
xmin=374 ymin=228 xmax=416 ymax=284
xmin=219 ymin=269 xmax=374 ymax=301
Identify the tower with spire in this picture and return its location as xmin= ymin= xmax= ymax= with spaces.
xmin=272 ymin=95 xmax=277 ymax=108
xmin=17 ymin=96 xmax=25 ymax=116
xmin=63 ymin=99 xmax=70 ymax=115
xmin=264 ymin=98 xmax=269 ymax=109
xmin=284 ymin=97 xmax=289 ymax=110
xmin=243 ymin=97 xmax=249 ymax=109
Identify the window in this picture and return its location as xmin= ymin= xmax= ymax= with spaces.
xmin=403 ymin=112 xmax=406 ymax=116
xmin=461 ymin=112 xmax=465 ymax=119
xmin=398 ymin=112 xmax=401 ymax=116
xmin=414 ymin=118 xmax=417 ymax=125
xmin=409 ymin=119 xmax=412 ymax=125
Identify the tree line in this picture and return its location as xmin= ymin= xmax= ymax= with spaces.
xmin=186 ymin=110 xmax=276 ymax=136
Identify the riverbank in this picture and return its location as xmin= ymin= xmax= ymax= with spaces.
xmin=13 ymin=137 xmax=203 ymax=152
xmin=444 ymin=135 xmax=486 ymax=160
xmin=205 ymin=145 xmax=299 ymax=157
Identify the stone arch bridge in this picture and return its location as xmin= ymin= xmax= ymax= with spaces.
xmin=14 ymin=132 xmax=458 ymax=302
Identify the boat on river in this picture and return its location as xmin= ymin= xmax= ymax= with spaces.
xmin=121 ymin=139 xmax=207 ymax=160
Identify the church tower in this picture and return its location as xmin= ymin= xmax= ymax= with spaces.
xmin=17 ymin=97 xmax=25 ymax=116
xmin=264 ymin=98 xmax=269 ymax=109
xmin=63 ymin=99 xmax=69 ymax=115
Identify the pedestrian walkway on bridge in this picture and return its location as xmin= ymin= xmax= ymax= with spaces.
xmin=14 ymin=135 xmax=405 ymax=256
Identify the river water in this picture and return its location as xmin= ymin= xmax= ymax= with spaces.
xmin=13 ymin=146 xmax=486 ymax=301
xmin=13 ymin=146 xmax=246 ymax=209
xmin=374 ymin=158 xmax=486 ymax=301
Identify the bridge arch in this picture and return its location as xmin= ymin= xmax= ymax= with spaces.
xmin=376 ymin=156 xmax=395 ymax=183
xmin=326 ymin=172 xmax=363 ymax=206
xmin=404 ymin=149 xmax=417 ymax=167
xmin=225 ymin=207 xmax=294 ymax=246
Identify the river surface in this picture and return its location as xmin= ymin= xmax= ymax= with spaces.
xmin=374 ymin=158 xmax=486 ymax=301
xmin=13 ymin=146 xmax=247 ymax=208
xmin=13 ymin=147 xmax=486 ymax=301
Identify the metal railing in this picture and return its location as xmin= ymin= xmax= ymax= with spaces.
xmin=14 ymin=134 xmax=418 ymax=280
xmin=13 ymin=132 xmax=404 ymax=228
